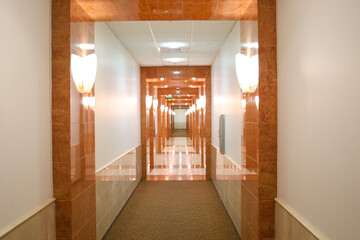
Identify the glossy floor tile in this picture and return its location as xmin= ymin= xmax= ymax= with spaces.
xmin=147 ymin=136 xmax=206 ymax=181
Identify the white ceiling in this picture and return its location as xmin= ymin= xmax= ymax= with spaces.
xmin=107 ymin=21 xmax=236 ymax=66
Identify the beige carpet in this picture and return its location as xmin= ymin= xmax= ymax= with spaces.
xmin=103 ymin=181 xmax=240 ymax=240
xmin=170 ymin=130 xmax=189 ymax=137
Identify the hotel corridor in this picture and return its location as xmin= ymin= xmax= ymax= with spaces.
xmin=5 ymin=1 xmax=360 ymax=239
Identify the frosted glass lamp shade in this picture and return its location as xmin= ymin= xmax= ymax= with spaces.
xmin=235 ymin=53 xmax=259 ymax=93
xmin=71 ymin=53 xmax=97 ymax=93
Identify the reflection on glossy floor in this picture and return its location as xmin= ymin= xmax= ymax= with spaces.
xmin=147 ymin=134 xmax=206 ymax=181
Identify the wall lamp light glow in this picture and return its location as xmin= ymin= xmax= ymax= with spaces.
xmin=255 ymin=96 xmax=259 ymax=109
xmin=199 ymin=95 xmax=206 ymax=109
xmin=196 ymin=99 xmax=201 ymax=110
xmin=71 ymin=53 xmax=97 ymax=93
xmin=165 ymin=106 xmax=169 ymax=113
xmin=235 ymin=53 xmax=259 ymax=93
xmin=145 ymin=95 xmax=153 ymax=110
xmin=160 ymin=105 xmax=165 ymax=112
xmin=82 ymin=96 xmax=95 ymax=109
xmin=153 ymin=99 xmax=158 ymax=110
xmin=242 ymin=99 xmax=247 ymax=112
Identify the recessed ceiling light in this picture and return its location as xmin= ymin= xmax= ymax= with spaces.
xmin=172 ymin=71 xmax=181 ymax=74
xmin=160 ymin=77 xmax=165 ymax=81
xmin=164 ymin=85 xmax=168 ymax=88
xmin=161 ymin=42 xmax=187 ymax=49
xmin=164 ymin=58 xmax=187 ymax=63
xmin=192 ymin=77 xmax=196 ymax=80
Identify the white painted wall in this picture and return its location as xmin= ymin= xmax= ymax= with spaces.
xmin=211 ymin=22 xmax=244 ymax=165
xmin=277 ymin=0 xmax=360 ymax=239
xmin=174 ymin=109 xmax=186 ymax=129
xmin=0 ymin=0 xmax=52 ymax=231
xmin=95 ymin=23 xmax=141 ymax=171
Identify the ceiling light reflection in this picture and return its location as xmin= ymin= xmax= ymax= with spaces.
xmin=161 ymin=42 xmax=187 ymax=49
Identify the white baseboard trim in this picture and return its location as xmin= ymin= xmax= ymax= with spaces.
xmin=0 ymin=198 xmax=55 ymax=238
xmin=275 ymin=198 xmax=329 ymax=240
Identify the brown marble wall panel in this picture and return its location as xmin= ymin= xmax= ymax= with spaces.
xmin=70 ymin=0 xmax=258 ymax=21
xmin=239 ymin=23 xmax=260 ymax=240
xmin=257 ymin=0 xmax=277 ymax=239
xmin=242 ymin=185 xmax=259 ymax=236
xmin=140 ymin=69 xmax=147 ymax=179
xmin=52 ymin=0 xmax=96 ymax=238
xmin=205 ymin=68 xmax=212 ymax=179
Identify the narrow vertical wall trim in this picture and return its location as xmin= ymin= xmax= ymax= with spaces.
xmin=140 ymin=69 xmax=147 ymax=179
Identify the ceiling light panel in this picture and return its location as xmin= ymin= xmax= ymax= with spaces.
xmin=161 ymin=53 xmax=188 ymax=66
xmin=160 ymin=42 xmax=187 ymax=49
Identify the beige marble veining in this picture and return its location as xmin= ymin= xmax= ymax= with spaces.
xmin=211 ymin=144 xmax=242 ymax=237
xmin=1 ymin=202 xmax=55 ymax=240
xmin=96 ymin=146 xmax=142 ymax=240
xmin=275 ymin=202 xmax=319 ymax=240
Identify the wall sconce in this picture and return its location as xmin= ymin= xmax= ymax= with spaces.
xmin=160 ymin=105 xmax=165 ymax=112
xmin=145 ymin=95 xmax=153 ymax=110
xmin=172 ymin=111 xmax=176 ymax=116
xmin=235 ymin=53 xmax=259 ymax=93
xmin=153 ymin=99 xmax=158 ymax=110
xmin=196 ymin=99 xmax=201 ymax=110
xmin=165 ymin=106 xmax=169 ymax=113
xmin=71 ymin=53 xmax=97 ymax=93
xmin=199 ymin=95 xmax=206 ymax=109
